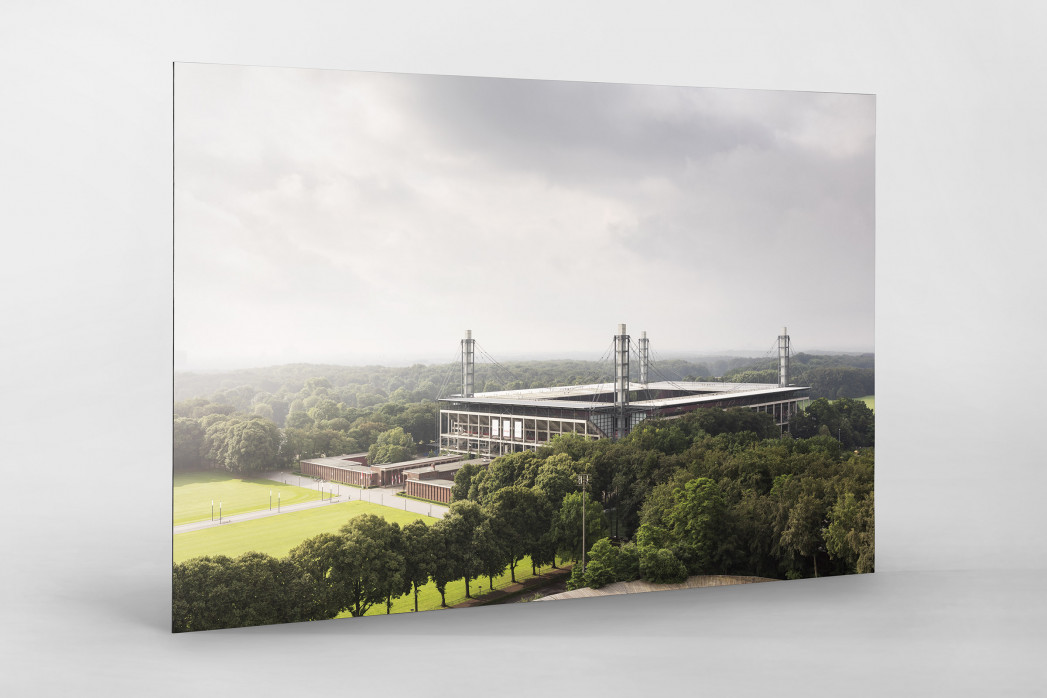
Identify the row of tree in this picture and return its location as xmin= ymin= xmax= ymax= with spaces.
xmin=174 ymin=485 xmax=605 ymax=631
xmin=717 ymin=354 xmax=874 ymax=399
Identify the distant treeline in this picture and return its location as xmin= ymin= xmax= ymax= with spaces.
xmin=174 ymin=352 xmax=874 ymax=427
xmin=718 ymin=352 xmax=874 ymax=399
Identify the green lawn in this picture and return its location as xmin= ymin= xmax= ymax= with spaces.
xmin=173 ymin=471 xmax=326 ymax=525
xmin=173 ymin=500 xmax=429 ymax=561
xmin=173 ymin=498 xmax=566 ymax=616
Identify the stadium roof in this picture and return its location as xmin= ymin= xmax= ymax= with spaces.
xmin=440 ymin=381 xmax=807 ymax=412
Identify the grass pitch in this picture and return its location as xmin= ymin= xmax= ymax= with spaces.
xmin=173 ymin=500 xmax=429 ymax=562
xmin=173 ymin=471 xmax=325 ymax=525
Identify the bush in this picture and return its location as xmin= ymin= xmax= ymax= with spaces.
xmin=612 ymin=542 xmax=641 ymax=583
xmin=565 ymin=539 xmax=644 ymax=590
xmin=566 ymin=562 xmax=587 ymax=591
xmin=639 ymin=546 xmax=688 ymax=584
xmin=582 ymin=558 xmax=617 ymax=589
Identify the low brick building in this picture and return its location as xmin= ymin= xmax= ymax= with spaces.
xmin=404 ymin=478 xmax=456 ymax=504
xmin=299 ymin=453 xmax=374 ymax=487
xmin=299 ymin=453 xmax=467 ymax=489
xmin=401 ymin=457 xmax=487 ymax=503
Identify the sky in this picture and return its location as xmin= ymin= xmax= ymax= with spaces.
xmin=174 ymin=64 xmax=874 ymax=370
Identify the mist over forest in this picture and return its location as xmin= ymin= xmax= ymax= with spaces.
xmin=174 ymin=352 xmax=874 ymax=413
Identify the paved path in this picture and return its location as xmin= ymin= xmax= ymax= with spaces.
xmin=173 ymin=471 xmax=449 ymax=535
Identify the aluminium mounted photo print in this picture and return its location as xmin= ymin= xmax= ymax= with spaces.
xmin=173 ymin=64 xmax=874 ymax=633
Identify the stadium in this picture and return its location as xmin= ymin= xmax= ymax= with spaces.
xmin=438 ymin=324 xmax=810 ymax=457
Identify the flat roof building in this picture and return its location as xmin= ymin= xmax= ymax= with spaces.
xmin=300 ymin=453 xmax=465 ymax=488
xmin=439 ymin=325 xmax=809 ymax=457
xmin=401 ymin=458 xmax=487 ymax=503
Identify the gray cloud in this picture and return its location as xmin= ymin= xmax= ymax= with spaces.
xmin=175 ymin=65 xmax=874 ymax=368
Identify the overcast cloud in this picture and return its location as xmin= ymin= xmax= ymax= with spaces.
xmin=174 ymin=64 xmax=874 ymax=369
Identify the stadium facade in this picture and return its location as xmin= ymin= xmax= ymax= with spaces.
xmin=438 ymin=325 xmax=809 ymax=457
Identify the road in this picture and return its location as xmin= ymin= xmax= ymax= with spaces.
xmin=173 ymin=471 xmax=449 ymax=535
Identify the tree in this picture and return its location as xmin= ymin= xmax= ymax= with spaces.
xmin=823 ymin=491 xmax=874 ymax=574
xmin=483 ymin=486 xmax=542 ymax=583
xmin=553 ymin=491 xmax=607 ymax=563
xmin=526 ymin=487 xmax=560 ymax=574
xmin=638 ymin=547 xmax=688 ymax=584
xmin=473 ymin=518 xmax=509 ymax=592
xmin=392 ymin=401 xmax=439 ymax=446
xmin=623 ymin=420 xmax=689 ymax=455
xmin=205 ymin=416 xmax=281 ymax=473
xmin=173 ymin=417 xmax=206 ymax=470
xmin=773 ymin=474 xmax=828 ymax=579
xmin=367 ymin=426 xmax=415 ymax=465
xmin=665 ymin=477 xmax=731 ymax=574
xmin=789 ymin=398 xmax=874 ymax=448
xmin=685 ymin=408 xmax=778 ymax=440
xmin=401 ymin=520 xmax=435 ymax=612
xmin=172 ymin=552 xmax=339 ymax=632
xmin=173 ymin=555 xmax=239 ymax=632
xmin=473 ymin=451 xmax=545 ymax=503
xmin=285 ymin=410 xmax=315 ymax=430
xmin=380 ymin=523 xmax=410 ymax=614
xmin=336 ymin=515 xmax=407 ymax=616
xmin=428 ymin=521 xmax=457 ymax=607
xmin=441 ymin=500 xmax=487 ymax=599
xmin=451 ymin=462 xmax=485 ymax=502
xmin=578 ymin=538 xmax=620 ymax=589
xmin=287 ymin=517 xmax=406 ymax=618
xmin=533 ymin=455 xmax=579 ymax=509
xmin=285 ymin=533 xmax=345 ymax=619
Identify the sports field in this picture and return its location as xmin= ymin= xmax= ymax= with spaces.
xmin=173 ymin=471 xmax=325 ymax=525
xmin=173 ymin=500 xmax=428 ymax=561
xmin=173 ymin=499 xmax=561 ymax=616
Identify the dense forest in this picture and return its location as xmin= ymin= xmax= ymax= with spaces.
xmin=173 ymin=403 xmax=874 ymax=631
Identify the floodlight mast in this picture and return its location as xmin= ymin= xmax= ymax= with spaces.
xmin=778 ymin=326 xmax=790 ymax=387
xmin=614 ymin=324 xmax=630 ymax=438
xmin=462 ymin=330 xmax=475 ymax=398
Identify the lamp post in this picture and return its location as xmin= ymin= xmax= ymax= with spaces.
xmin=278 ymin=491 xmax=281 ymax=512
xmin=211 ymin=499 xmax=214 ymax=522
xmin=269 ymin=490 xmax=272 ymax=511
xmin=577 ymin=473 xmax=590 ymax=574
xmin=219 ymin=501 xmax=222 ymax=524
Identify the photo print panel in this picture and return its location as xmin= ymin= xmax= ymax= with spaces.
xmin=173 ymin=64 xmax=874 ymax=632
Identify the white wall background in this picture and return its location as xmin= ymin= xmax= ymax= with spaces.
xmin=2 ymin=1 xmax=1045 ymax=695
